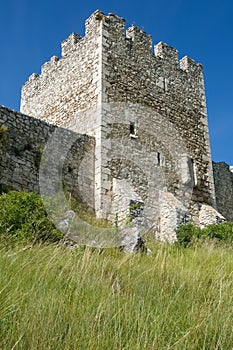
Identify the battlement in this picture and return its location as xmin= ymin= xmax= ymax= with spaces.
xmin=61 ymin=33 xmax=82 ymax=57
xmin=180 ymin=55 xmax=203 ymax=74
xmin=28 ymin=73 xmax=40 ymax=82
xmin=41 ymin=56 xmax=60 ymax=74
xmin=154 ymin=41 xmax=178 ymax=67
xmin=22 ymin=10 xmax=204 ymax=92
xmin=126 ymin=25 xmax=152 ymax=52
xmin=85 ymin=10 xmax=125 ymax=36
xmin=85 ymin=10 xmax=105 ymax=35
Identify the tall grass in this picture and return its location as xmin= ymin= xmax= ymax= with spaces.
xmin=0 ymin=242 xmax=232 ymax=349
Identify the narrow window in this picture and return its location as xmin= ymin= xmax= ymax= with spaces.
xmin=191 ymin=158 xmax=198 ymax=186
xmin=130 ymin=122 xmax=138 ymax=139
xmin=130 ymin=122 xmax=135 ymax=135
xmin=156 ymin=77 xmax=169 ymax=92
xmin=157 ymin=152 xmax=161 ymax=166
xmin=164 ymin=78 xmax=169 ymax=92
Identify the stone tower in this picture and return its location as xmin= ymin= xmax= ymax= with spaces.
xmin=20 ymin=10 xmax=220 ymax=240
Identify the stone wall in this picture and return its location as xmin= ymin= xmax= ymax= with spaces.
xmin=0 ymin=106 xmax=95 ymax=208
xmin=100 ymin=13 xmax=215 ymax=209
xmin=20 ymin=12 xmax=107 ymax=215
xmin=20 ymin=16 xmax=102 ymax=126
xmin=213 ymin=162 xmax=233 ymax=221
xmin=19 ymin=10 xmax=219 ymax=239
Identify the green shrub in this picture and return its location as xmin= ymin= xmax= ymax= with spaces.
xmin=0 ymin=191 xmax=62 ymax=245
xmin=176 ymin=222 xmax=233 ymax=247
xmin=201 ymin=222 xmax=233 ymax=245
xmin=175 ymin=223 xmax=202 ymax=247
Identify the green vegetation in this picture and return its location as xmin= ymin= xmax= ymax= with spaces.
xmin=0 ymin=191 xmax=62 ymax=245
xmin=34 ymin=145 xmax=44 ymax=169
xmin=0 ymin=191 xmax=233 ymax=349
xmin=70 ymin=198 xmax=111 ymax=229
xmin=0 ymin=243 xmax=232 ymax=349
xmin=176 ymin=222 xmax=233 ymax=247
xmin=0 ymin=123 xmax=8 ymax=146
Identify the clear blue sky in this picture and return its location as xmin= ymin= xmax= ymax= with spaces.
xmin=0 ymin=0 xmax=232 ymax=165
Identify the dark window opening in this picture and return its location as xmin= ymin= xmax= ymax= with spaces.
xmin=157 ymin=152 xmax=161 ymax=166
xmin=67 ymin=166 xmax=72 ymax=173
xmin=130 ymin=122 xmax=135 ymax=135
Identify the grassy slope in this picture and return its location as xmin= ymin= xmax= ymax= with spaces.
xmin=0 ymin=242 xmax=233 ymax=350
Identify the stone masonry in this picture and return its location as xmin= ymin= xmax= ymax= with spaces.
xmin=0 ymin=106 xmax=95 ymax=208
xmin=0 ymin=10 xmax=231 ymax=241
xmin=213 ymin=162 xmax=233 ymax=221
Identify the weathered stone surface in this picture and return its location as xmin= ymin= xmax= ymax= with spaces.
xmin=0 ymin=106 xmax=95 ymax=207
xmin=198 ymin=203 xmax=225 ymax=228
xmin=213 ymin=162 xmax=233 ymax=221
xmin=0 ymin=10 xmax=230 ymax=244
xmin=119 ymin=227 xmax=148 ymax=253
xmin=19 ymin=10 xmax=219 ymax=240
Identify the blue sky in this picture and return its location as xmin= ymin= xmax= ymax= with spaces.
xmin=0 ymin=0 xmax=232 ymax=165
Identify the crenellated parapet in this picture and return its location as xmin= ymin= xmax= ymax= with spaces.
xmin=154 ymin=41 xmax=178 ymax=68
xmin=85 ymin=9 xmax=105 ymax=36
xmin=180 ymin=55 xmax=203 ymax=75
xmin=41 ymin=56 xmax=60 ymax=74
xmin=153 ymin=42 xmax=202 ymax=74
xmin=22 ymin=9 xmax=203 ymax=93
xmin=61 ymin=33 xmax=82 ymax=57
xmin=28 ymin=73 xmax=40 ymax=83
xmin=23 ymin=56 xmax=61 ymax=89
xmin=126 ymin=25 xmax=152 ymax=52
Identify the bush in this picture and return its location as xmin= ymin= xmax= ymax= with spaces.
xmin=175 ymin=223 xmax=202 ymax=247
xmin=0 ymin=191 xmax=62 ymax=245
xmin=201 ymin=222 xmax=233 ymax=245
xmin=176 ymin=222 xmax=233 ymax=247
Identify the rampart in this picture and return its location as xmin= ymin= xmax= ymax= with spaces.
xmin=0 ymin=106 xmax=95 ymax=208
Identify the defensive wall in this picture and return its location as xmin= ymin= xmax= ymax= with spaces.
xmin=0 ymin=106 xmax=95 ymax=208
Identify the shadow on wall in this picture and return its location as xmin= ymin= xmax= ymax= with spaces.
xmin=213 ymin=161 xmax=233 ymax=221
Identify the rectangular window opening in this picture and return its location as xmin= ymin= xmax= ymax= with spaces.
xmin=157 ymin=152 xmax=161 ymax=166
xmin=130 ymin=122 xmax=138 ymax=139
xmin=130 ymin=122 xmax=135 ymax=135
xmin=191 ymin=158 xmax=198 ymax=186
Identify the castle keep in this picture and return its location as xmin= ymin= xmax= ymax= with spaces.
xmin=1 ymin=10 xmax=232 ymax=240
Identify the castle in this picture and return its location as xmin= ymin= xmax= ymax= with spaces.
xmin=0 ymin=10 xmax=232 ymax=241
